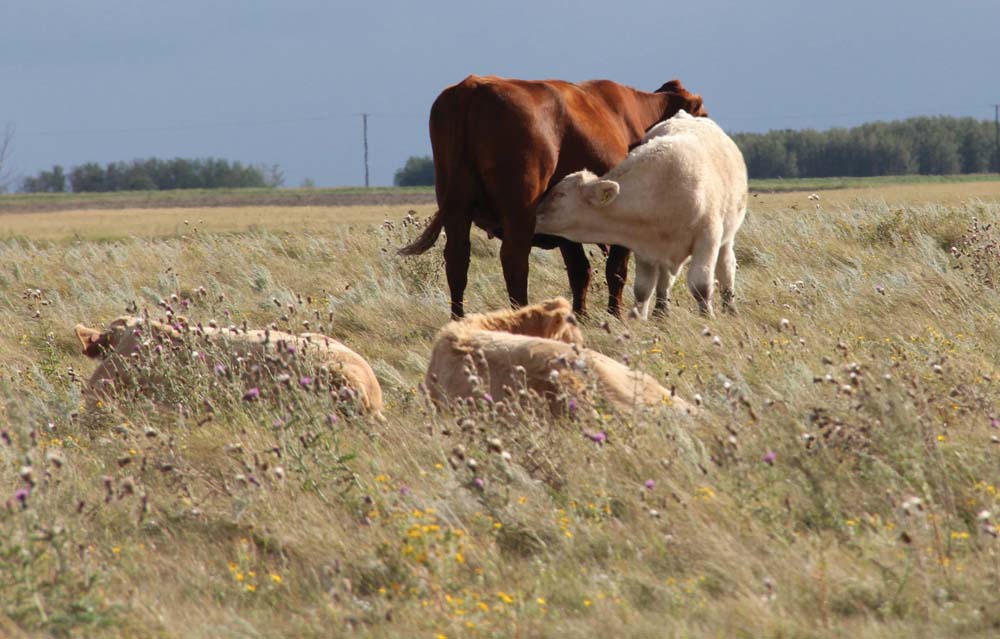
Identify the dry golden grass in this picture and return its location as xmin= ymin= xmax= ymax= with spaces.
xmin=0 ymin=204 xmax=436 ymax=242
xmin=3 ymin=183 xmax=1000 ymax=638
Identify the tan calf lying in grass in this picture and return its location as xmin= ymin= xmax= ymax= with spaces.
xmin=74 ymin=316 xmax=383 ymax=415
xmin=425 ymin=298 xmax=693 ymax=415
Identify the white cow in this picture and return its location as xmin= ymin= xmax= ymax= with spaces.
xmin=535 ymin=110 xmax=748 ymax=318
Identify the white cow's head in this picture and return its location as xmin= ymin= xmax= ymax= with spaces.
xmin=535 ymin=170 xmax=620 ymax=236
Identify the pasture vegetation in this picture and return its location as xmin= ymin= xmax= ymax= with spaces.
xmin=2 ymin=173 xmax=998 ymax=216
xmin=2 ymin=182 xmax=1000 ymax=638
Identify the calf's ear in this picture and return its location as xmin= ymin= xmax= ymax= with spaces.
xmin=585 ymin=180 xmax=620 ymax=207
xmin=75 ymin=325 xmax=110 ymax=358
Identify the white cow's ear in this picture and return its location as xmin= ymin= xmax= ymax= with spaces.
xmin=586 ymin=180 xmax=620 ymax=207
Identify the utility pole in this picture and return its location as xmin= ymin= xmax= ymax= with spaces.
xmin=994 ymin=104 xmax=999 ymax=173
xmin=362 ymin=113 xmax=370 ymax=187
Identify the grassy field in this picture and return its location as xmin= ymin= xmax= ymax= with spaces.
xmin=2 ymin=173 xmax=998 ymax=215
xmin=749 ymin=173 xmax=1000 ymax=193
xmin=3 ymin=182 xmax=1000 ymax=638
xmin=0 ymin=186 xmax=436 ymax=214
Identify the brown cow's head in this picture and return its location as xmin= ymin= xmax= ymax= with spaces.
xmin=655 ymin=79 xmax=707 ymax=118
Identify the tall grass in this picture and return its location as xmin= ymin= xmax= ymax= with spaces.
xmin=2 ymin=194 xmax=1000 ymax=638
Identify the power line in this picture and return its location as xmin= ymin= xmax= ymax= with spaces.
xmin=18 ymin=111 xmax=425 ymax=138
xmin=14 ymin=105 xmax=990 ymax=138
xmin=721 ymin=107 xmax=989 ymax=124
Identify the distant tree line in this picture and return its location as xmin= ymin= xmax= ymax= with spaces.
xmin=393 ymin=116 xmax=999 ymax=185
xmin=732 ymin=116 xmax=999 ymax=179
xmin=393 ymin=155 xmax=434 ymax=186
xmin=20 ymin=158 xmax=284 ymax=193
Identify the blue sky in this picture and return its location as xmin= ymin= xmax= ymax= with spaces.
xmin=3 ymin=0 xmax=996 ymax=187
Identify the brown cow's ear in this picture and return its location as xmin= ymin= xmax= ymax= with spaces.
xmin=687 ymin=95 xmax=706 ymax=117
xmin=655 ymin=79 xmax=686 ymax=94
xmin=75 ymin=325 xmax=110 ymax=358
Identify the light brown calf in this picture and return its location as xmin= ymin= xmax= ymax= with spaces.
xmin=75 ymin=316 xmax=383 ymax=415
xmin=425 ymin=298 xmax=692 ymax=415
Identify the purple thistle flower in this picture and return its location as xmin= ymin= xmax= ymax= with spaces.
xmin=214 ymin=363 xmax=227 ymax=375
xmin=473 ymin=477 xmax=485 ymax=490
xmin=587 ymin=431 xmax=607 ymax=444
xmin=482 ymin=393 xmax=494 ymax=403
xmin=327 ymin=413 xmax=338 ymax=425
xmin=286 ymin=345 xmax=297 ymax=355
xmin=1 ymin=430 xmax=10 ymax=446
xmin=568 ymin=397 xmax=579 ymax=415
xmin=14 ymin=487 xmax=29 ymax=508
xmin=242 ymin=387 xmax=260 ymax=401
xmin=299 ymin=376 xmax=312 ymax=387
xmin=399 ymin=485 xmax=412 ymax=496
xmin=644 ymin=479 xmax=656 ymax=491
xmin=991 ymin=418 xmax=999 ymax=429
xmin=763 ymin=451 xmax=777 ymax=465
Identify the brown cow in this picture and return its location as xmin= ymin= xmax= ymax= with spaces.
xmin=398 ymin=75 xmax=707 ymax=319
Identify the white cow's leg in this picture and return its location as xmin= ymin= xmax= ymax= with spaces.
xmin=632 ymin=258 xmax=658 ymax=320
xmin=716 ymin=240 xmax=738 ymax=315
xmin=653 ymin=262 xmax=680 ymax=318
xmin=688 ymin=235 xmax=721 ymax=317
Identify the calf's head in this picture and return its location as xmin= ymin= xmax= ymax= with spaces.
xmin=462 ymin=297 xmax=584 ymax=344
xmin=75 ymin=317 xmax=137 ymax=358
xmin=75 ymin=316 xmax=180 ymax=360
xmin=510 ymin=298 xmax=583 ymax=344
xmin=535 ymin=170 xmax=620 ymax=239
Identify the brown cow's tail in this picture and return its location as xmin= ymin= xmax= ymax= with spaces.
xmin=398 ymin=209 xmax=445 ymax=255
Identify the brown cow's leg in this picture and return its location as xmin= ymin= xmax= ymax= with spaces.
xmin=605 ymin=244 xmax=631 ymax=317
xmin=500 ymin=217 xmax=535 ymax=308
xmin=444 ymin=216 xmax=473 ymax=319
xmin=559 ymin=240 xmax=592 ymax=316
